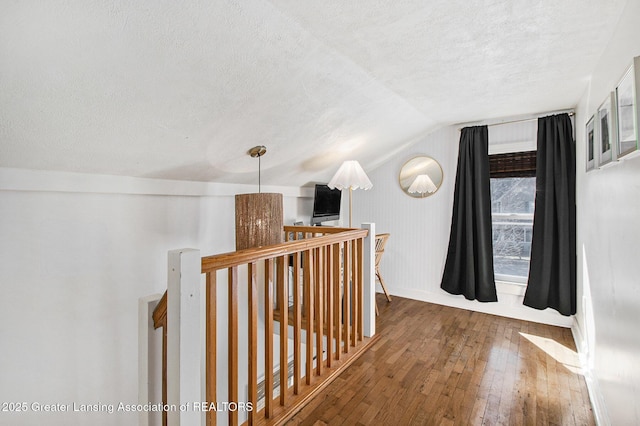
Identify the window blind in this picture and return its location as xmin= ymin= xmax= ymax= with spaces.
xmin=489 ymin=150 xmax=536 ymax=178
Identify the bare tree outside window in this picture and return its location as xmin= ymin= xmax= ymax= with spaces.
xmin=490 ymin=177 xmax=536 ymax=283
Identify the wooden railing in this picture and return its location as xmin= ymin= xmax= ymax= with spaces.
xmin=151 ymin=225 xmax=377 ymax=426
xmin=202 ymin=226 xmax=376 ymax=426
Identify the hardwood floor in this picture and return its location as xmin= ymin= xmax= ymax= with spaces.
xmin=286 ymin=295 xmax=594 ymax=426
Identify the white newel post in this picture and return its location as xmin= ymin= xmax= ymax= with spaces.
xmin=167 ymin=249 xmax=204 ymax=426
xmin=362 ymin=223 xmax=376 ymax=337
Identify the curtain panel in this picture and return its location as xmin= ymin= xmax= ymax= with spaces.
xmin=441 ymin=126 xmax=497 ymax=302
xmin=523 ymin=113 xmax=576 ymax=316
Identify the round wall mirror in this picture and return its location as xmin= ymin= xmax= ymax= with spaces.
xmin=399 ymin=156 xmax=443 ymax=198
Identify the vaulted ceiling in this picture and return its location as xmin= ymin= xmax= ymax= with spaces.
xmin=0 ymin=0 xmax=628 ymax=186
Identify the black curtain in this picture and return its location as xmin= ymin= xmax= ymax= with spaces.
xmin=441 ymin=126 xmax=497 ymax=302
xmin=524 ymin=113 xmax=576 ymax=315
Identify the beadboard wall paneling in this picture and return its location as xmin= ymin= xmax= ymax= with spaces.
xmin=572 ymin=1 xmax=640 ymax=423
xmin=353 ymin=124 xmax=571 ymax=327
xmin=0 ymin=168 xmax=311 ymax=425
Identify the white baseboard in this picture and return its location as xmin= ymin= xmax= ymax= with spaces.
xmin=386 ymin=286 xmax=573 ymax=327
xmin=571 ymin=319 xmax=610 ymax=426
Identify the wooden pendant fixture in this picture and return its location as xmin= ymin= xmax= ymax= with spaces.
xmin=235 ymin=192 xmax=283 ymax=250
xmin=235 ymin=146 xmax=284 ymax=250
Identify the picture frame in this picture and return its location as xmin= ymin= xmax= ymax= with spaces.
xmin=586 ymin=115 xmax=596 ymax=172
xmin=615 ymin=56 xmax=640 ymax=159
xmin=596 ymin=93 xmax=615 ymax=167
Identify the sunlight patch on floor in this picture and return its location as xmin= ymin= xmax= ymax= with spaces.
xmin=519 ymin=332 xmax=584 ymax=375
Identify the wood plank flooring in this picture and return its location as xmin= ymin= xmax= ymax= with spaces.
xmin=286 ymin=295 xmax=594 ymax=426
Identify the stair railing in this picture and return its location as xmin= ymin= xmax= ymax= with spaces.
xmin=149 ymin=223 xmax=376 ymax=426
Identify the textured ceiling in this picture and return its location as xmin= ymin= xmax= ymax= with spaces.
xmin=0 ymin=0 xmax=628 ymax=186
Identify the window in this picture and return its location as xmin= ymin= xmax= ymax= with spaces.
xmin=489 ymin=150 xmax=536 ymax=283
xmin=490 ymin=176 xmax=535 ymax=284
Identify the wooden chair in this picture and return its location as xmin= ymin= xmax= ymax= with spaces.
xmin=374 ymin=233 xmax=392 ymax=315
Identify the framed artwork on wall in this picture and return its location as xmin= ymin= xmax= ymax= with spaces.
xmin=615 ymin=57 xmax=640 ymax=159
xmin=597 ymin=93 xmax=615 ymax=167
xmin=586 ymin=115 xmax=596 ymax=172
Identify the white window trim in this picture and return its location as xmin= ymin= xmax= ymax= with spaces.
xmin=488 ymin=140 xmax=536 ymax=155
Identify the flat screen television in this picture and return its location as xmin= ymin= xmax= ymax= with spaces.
xmin=311 ymin=184 xmax=342 ymax=225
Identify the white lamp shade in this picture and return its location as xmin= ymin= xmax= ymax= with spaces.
xmin=408 ymin=174 xmax=437 ymax=194
xmin=327 ymin=160 xmax=373 ymax=191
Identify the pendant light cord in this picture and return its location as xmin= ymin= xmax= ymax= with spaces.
xmin=248 ymin=145 xmax=267 ymax=193
xmin=258 ymin=155 xmax=261 ymax=193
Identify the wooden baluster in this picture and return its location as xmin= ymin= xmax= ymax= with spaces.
xmin=304 ymin=249 xmax=314 ymax=385
xmin=228 ymin=267 xmax=238 ymax=426
xmin=264 ymin=259 xmax=274 ymax=418
xmin=248 ymin=263 xmax=258 ymax=425
xmin=333 ymin=242 xmax=342 ymax=361
xmin=277 ymin=255 xmax=289 ymax=406
xmin=351 ymin=239 xmax=358 ymax=347
xmin=357 ymin=238 xmax=364 ymax=342
xmin=315 ymin=247 xmax=324 ymax=376
xmin=206 ymin=272 xmax=217 ymax=426
xmin=343 ymin=241 xmax=350 ymax=354
xmin=292 ymin=251 xmax=301 ymax=395
xmin=325 ymin=244 xmax=334 ymax=368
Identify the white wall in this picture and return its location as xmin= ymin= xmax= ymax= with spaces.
xmin=353 ymin=125 xmax=571 ymax=327
xmin=573 ymin=0 xmax=640 ymax=424
xmin=0 ymin=168 xmax=310 ymax=425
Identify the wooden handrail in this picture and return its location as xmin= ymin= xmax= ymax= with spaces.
xmin=283 ymin=225 xmax=357 ymax=234
xmin=201 ymin=228 xmax=368 ymax=273
xmin=152 ymin=292 xmax=167 ymax=330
